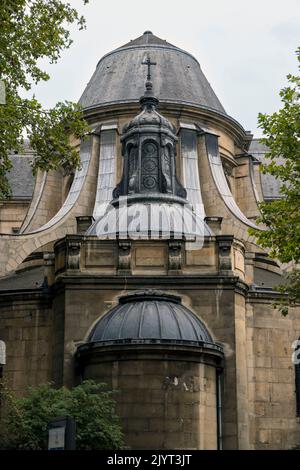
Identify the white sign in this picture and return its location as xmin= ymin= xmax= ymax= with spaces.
xmin=48 ymin=427 xmax=65 ymax=450
xmin=0 ymin=341 xmax=6 ymax=365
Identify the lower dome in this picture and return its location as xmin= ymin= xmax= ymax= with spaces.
xmin=86 ymin=290 xmax=218 ymax=348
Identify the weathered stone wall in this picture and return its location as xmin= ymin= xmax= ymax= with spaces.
xmin=21 ymin=170 xmax=64 ymax=233
xmin=52 ymin=290 xmax=65 ymax=387
xmin=0 ymin=293 xmax=53 ymax=393
xmin=179 ymin=285 xmax=246 ymax=449
xmin=0 ymin=104 xmax=298 ymax=451
xmin=0 ymin=200 xmax=30 ymax=234
xmin=53 ymin=265 xmax=243 ymax=449
xmin=1 ymin=260 xmax=299 ymax=449
xmin=83 ymin=355 xmax=218 ymax=450
xmin=0 ymin=134 xmax=100 ymax=276
xmin=246 ymin=295 xmax=300 ymax=449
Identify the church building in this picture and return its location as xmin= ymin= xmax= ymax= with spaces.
xmin=0 ymin=31 xmax=299 ymax=450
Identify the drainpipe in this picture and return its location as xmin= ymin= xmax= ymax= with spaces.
xmin=216 ymin=366 xmax=223 ymax=450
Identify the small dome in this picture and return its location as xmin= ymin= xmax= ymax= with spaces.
xmin=88 ymin=290 xmax=214 ymax=346
xmin=123 ymin=104 xmax=176 ymax=135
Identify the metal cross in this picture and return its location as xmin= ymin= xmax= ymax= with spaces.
xmin=142 ymin=55 xmax=157 ymax=81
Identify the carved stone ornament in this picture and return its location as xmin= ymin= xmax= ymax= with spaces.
xmin=217 ymin=236 xmax=233 ymax=272
xmin=118 ymin=241 xmax=132 ymax=273
xmin=168 ymin=241 xmax=183 ymax=272
xmin=67 ymin=240 xmax=81 ymax=270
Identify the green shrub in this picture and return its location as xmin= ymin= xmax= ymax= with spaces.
xmin=0 ymin=380 xmax=124 ymax=450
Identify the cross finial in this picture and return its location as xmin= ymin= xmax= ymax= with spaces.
xmin=142 ymin=54 xmax=156 ymax=81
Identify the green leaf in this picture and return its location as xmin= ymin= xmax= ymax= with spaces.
xmin=250 ymin=47 xmax=300 ymax=315
xmin=0 ymin=380 xmax=124 ymax=450
xmin=0 ymin=1 xmax=90 ymax=198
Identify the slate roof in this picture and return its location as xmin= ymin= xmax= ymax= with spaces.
xmin=119 ymin=30 xmax=176 ymax=49
xmin=79 ymin=31 xmax=226 ymax=114
xmin=0 ymin=266 xmax=45 ymax=291
xmin=249 ymin=139 xmax=282 ymax=200
xmin=6 ymin=155 xmax=35 ymax=199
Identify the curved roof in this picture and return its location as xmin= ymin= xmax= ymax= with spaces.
xmin=79 ymin=31 xmax=226 ymax=114
xmin=86 ymin=200 xmax=213 ymax=239
xmin=88 ymin=290 xmax=213 ymax=346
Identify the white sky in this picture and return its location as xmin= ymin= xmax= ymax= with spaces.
xmin=31 ymin=0 xmax=300 ymax=136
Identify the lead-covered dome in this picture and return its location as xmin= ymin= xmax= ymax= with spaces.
xmin=87 ymin=290 xmax=215 ymax=346
xmin=79 ymin=31 xmax=226 ymax=114
xmin=86 ymin=200 xmax=212 ymax=239
xmin=123 ymin=98 xmax=176 ymax=135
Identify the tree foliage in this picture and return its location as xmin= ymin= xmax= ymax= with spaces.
xmin=0 ymin=380 xmax=124 ymax=450
xmin=249 ymin=48 xmax=300 ymax=315
xmin=0 ymin=0 xmax=90 ymax=199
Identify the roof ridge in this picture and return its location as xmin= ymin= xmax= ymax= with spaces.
xmin=117 ymin=31 xmax=177 ymax=51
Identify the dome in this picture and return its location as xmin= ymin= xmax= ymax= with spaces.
xmin=123 ymin=101 xmax=176 ymax=135
xmin=78 ymin=31 xmax=226 ymax=114
xmin=88 ymin=290 xmax=215 ymax=346
xmin=86 ymin=200 xmax=212 ymax=239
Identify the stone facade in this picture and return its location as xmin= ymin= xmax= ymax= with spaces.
xmin=0 ymin=31 xmax=299 ymax=450
xmin=0 ymin=200 xmax=30 ymax=234
xmin=83 ymin=353 xmax=218 ymax=450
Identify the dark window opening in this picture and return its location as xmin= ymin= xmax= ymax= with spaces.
xmin=295 ymin=338 xmax=300 ymax=417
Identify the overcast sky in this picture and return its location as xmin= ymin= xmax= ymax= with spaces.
xmin=31 ymin=0 xmax=300 ymax=136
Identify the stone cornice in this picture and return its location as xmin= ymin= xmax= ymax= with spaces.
xmin=83 ymin=101 xmax=252 ymax=152
xmin=53 ymin=274 xmax=249 ymax=296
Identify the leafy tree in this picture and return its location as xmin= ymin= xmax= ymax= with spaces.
xmin=0 ymin=0 xmax=90 ymax=199
xmin=249 ymin=48 xmax=300 ymax=315
xmin=0 ymin=380 xmax=124 ymax=450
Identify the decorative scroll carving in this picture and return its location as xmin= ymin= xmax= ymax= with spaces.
xmin=67 ymin=239 xmax=82 ymax=270
xmin=217 ymin=236 xmax=233 ymax=272
xmin=118 ymin=241 xmax=131 ymax=273
xmin=168 ymin=241 xmax=183 ymax=272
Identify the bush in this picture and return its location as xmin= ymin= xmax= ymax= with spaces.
xmin=0 ymin=380 xmax=124 ymax=450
